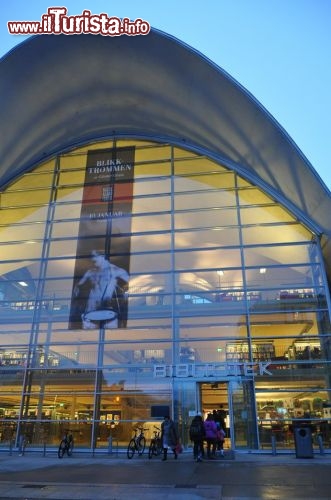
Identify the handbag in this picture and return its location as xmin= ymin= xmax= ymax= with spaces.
xmin=175 ymin=442 xmax=183 ymax=454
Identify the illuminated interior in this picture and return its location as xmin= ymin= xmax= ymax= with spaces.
xmin=1 ymin=139 xmax=331 ymax=451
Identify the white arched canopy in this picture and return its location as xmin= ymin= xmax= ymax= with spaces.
xmin=1 ymin=29 xmax=331 ymax=280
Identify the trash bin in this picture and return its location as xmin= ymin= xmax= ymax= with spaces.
xmin=294 ymin=426 xmax=313 ymax=458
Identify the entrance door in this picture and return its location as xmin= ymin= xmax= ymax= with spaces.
xmin=199 ymin=382 xmax=231 ymax=447
xmin=200 ymin=380 xmax=258 ymax=450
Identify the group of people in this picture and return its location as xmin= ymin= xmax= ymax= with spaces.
xmin=159 ymin=408 xmax=227 ymax=463
xmin=189 ymin=408 xmax=226 ymax=462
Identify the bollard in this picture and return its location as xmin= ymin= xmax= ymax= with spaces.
xmin=43 ymin=441 xmax=46 ymax=457
xmin=9 ymin=439 xmax=13 ymax=456
xmin=18 ymin=435 xmax=24 ymax=456
xmin=271 ymin=433 xmax=277 ymax=455
xmin=108 ymin=436 xmax=113 ymax=455
xmin=317 ymin=434 xmax=324 ymax=455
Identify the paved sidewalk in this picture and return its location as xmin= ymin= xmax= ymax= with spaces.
xmin=0 ymin=450 xmax=331 ymax=499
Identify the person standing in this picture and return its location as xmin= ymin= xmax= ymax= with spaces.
xmin=216 ymin=425 xmax=226 ymax=456
xmin=189 ymin=413 xmax=205 ymax=462
xmin=203 ymin=413 xmax=218 ymax=459
xmin=215 ymin=405 xmax=227 ymax=431
xmin=161 ymin=415 xmax=178 ymax=461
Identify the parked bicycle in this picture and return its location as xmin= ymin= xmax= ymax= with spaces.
xmin=58 ymin=430 xmax=74 ymax=458
xmin=148 ymin=425 xmax=162 ymax=459
xmin=127 ymin=426 xmax=148 ymax=459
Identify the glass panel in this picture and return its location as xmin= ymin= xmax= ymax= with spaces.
xmin=238 ymin=187 xmax=278 ymax=205
xmin=0 ymin=206 xmax=48 ymax=226
xmin=104 ymin=325 xmax=171 ymax=342
xmin=240 ymin=205 xmax=295 ymax=224
xmin=48 ymin=242 xmax=81 ymax=263
xmin=102 ymin=342 xmax=172 ymax=366
xmin=130 ymin=253 xmax=172 ymax=273
xmin=179 ymin=318 xmax=249 ymax=340
xmin=130 ymin=233 xmax=171 ymax=252
xmin=131 ymin=213 xmax=171 ymax=233
xmin=250 ymin=310 xmax=322 ymax=338
xmin=175 ymin=248 xmax=242 ymax=270
xmin=0 ymin=308 xmax=39 ymax=332
xmin=128 ymin=274 xmax=171 ymax=307
xmin=175 ymin=270 xmax=244 ymax=294
xmin=0 ymin=262 xmax=40 ymax=301
xmin=242 ymin=224 xmax=312 ymax=245
xmin=58 ymin=160 xmax=85 ymax=183
xmin=244 ymin=244 xmax=317 ymax=267
xmin=0 ymin=331 xmax=31 ymax=349
xmin=23 ymin=390 xmax=96 ymax=427
xmin=113 ymin=317 xmax=172 ymax=331
xmin=244 ymin=264 xmax=324 ymax=293
xmin=0 ymin=381 xmax=23 ymax=444
xmin=132 ymin=195 xmax=171 ymax=214
xmin=11 ymin=170 xmax=55 ymax=189
xmin=174 ymin=209 xmax=239 ymax=231
xmin=175 ymin=227 xmax=239 ymax=250
xmin=251 ymin=335 xmax=320 ymax=361
xmin=178 ymin=339 xmax=232 ymax=363
xmin=134 ymin=143 xmax=172 ymax=167
xmin=174 ymin=379 xmax=197 ymax=446
xmin=174 ymin=170 xmax=235 ymax=191
xmin=173 ymin=148 xmax=199 ymax=160
xmin=134 ymin=177 xmax=171 ymax=196
xmin=176 ymin=296 xmax=248 ymax=316
xmin=24 ymin=344 xmax=100 ymax=367
xmin=175 ymin=190 xmax=237 ymax=211
xmin=51 ymin=220 xmax=81 ymax=239
xmin=255 ymin=386 xmax=330 ymax=449
xmin=1 ymin=186 xmax=51 ymax=209
xmin=230 ymin=380 xmax=257 ymax=449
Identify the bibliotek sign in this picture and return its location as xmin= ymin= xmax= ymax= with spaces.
xmin=153 ymin=362 xmax=273 ymax=378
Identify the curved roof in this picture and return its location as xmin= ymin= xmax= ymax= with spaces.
xmin=1 ymin=29 xmax=331 ymax=278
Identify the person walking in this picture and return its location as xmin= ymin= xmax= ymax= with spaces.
xmin=189 ymin=413 xmax=205 ymax=462
xmin=203 ymin=413 xmax=218 ymax=459
xmin=161 ymin=415 xmax=178 ymax=461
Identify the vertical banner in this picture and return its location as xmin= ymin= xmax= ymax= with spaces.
xmin=69 ymin=147 xmax=135 ymax=329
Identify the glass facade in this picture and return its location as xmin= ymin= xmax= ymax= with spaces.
xmin=1 ymin=139 xmax=331 ymax=452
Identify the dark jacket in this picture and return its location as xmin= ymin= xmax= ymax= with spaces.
xmin=189 ymin=415 xmax=205 ymax=441
xmin=161 ymin=417 xmax=178 ymax=447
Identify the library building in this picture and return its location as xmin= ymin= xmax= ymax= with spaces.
xmin=1 ymin=28 xmax=331 ymax=455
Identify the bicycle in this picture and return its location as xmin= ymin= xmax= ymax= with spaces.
xmin=148 ymin=425 xmax=162 ymax=459
xmin=58 ymin=430 xmax=74 ymax=458
xmin=127 ymin=426 xmax=148 ymax=459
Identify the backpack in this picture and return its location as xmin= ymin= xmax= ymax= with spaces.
xmin=189 ymin=420 xmax=203 ymax=440
xmin=217 ymin=428 xmax=225 ymax=441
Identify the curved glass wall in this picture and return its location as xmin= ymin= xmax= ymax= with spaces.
xmin=0 ymin=139 xmax=331 ymax=452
